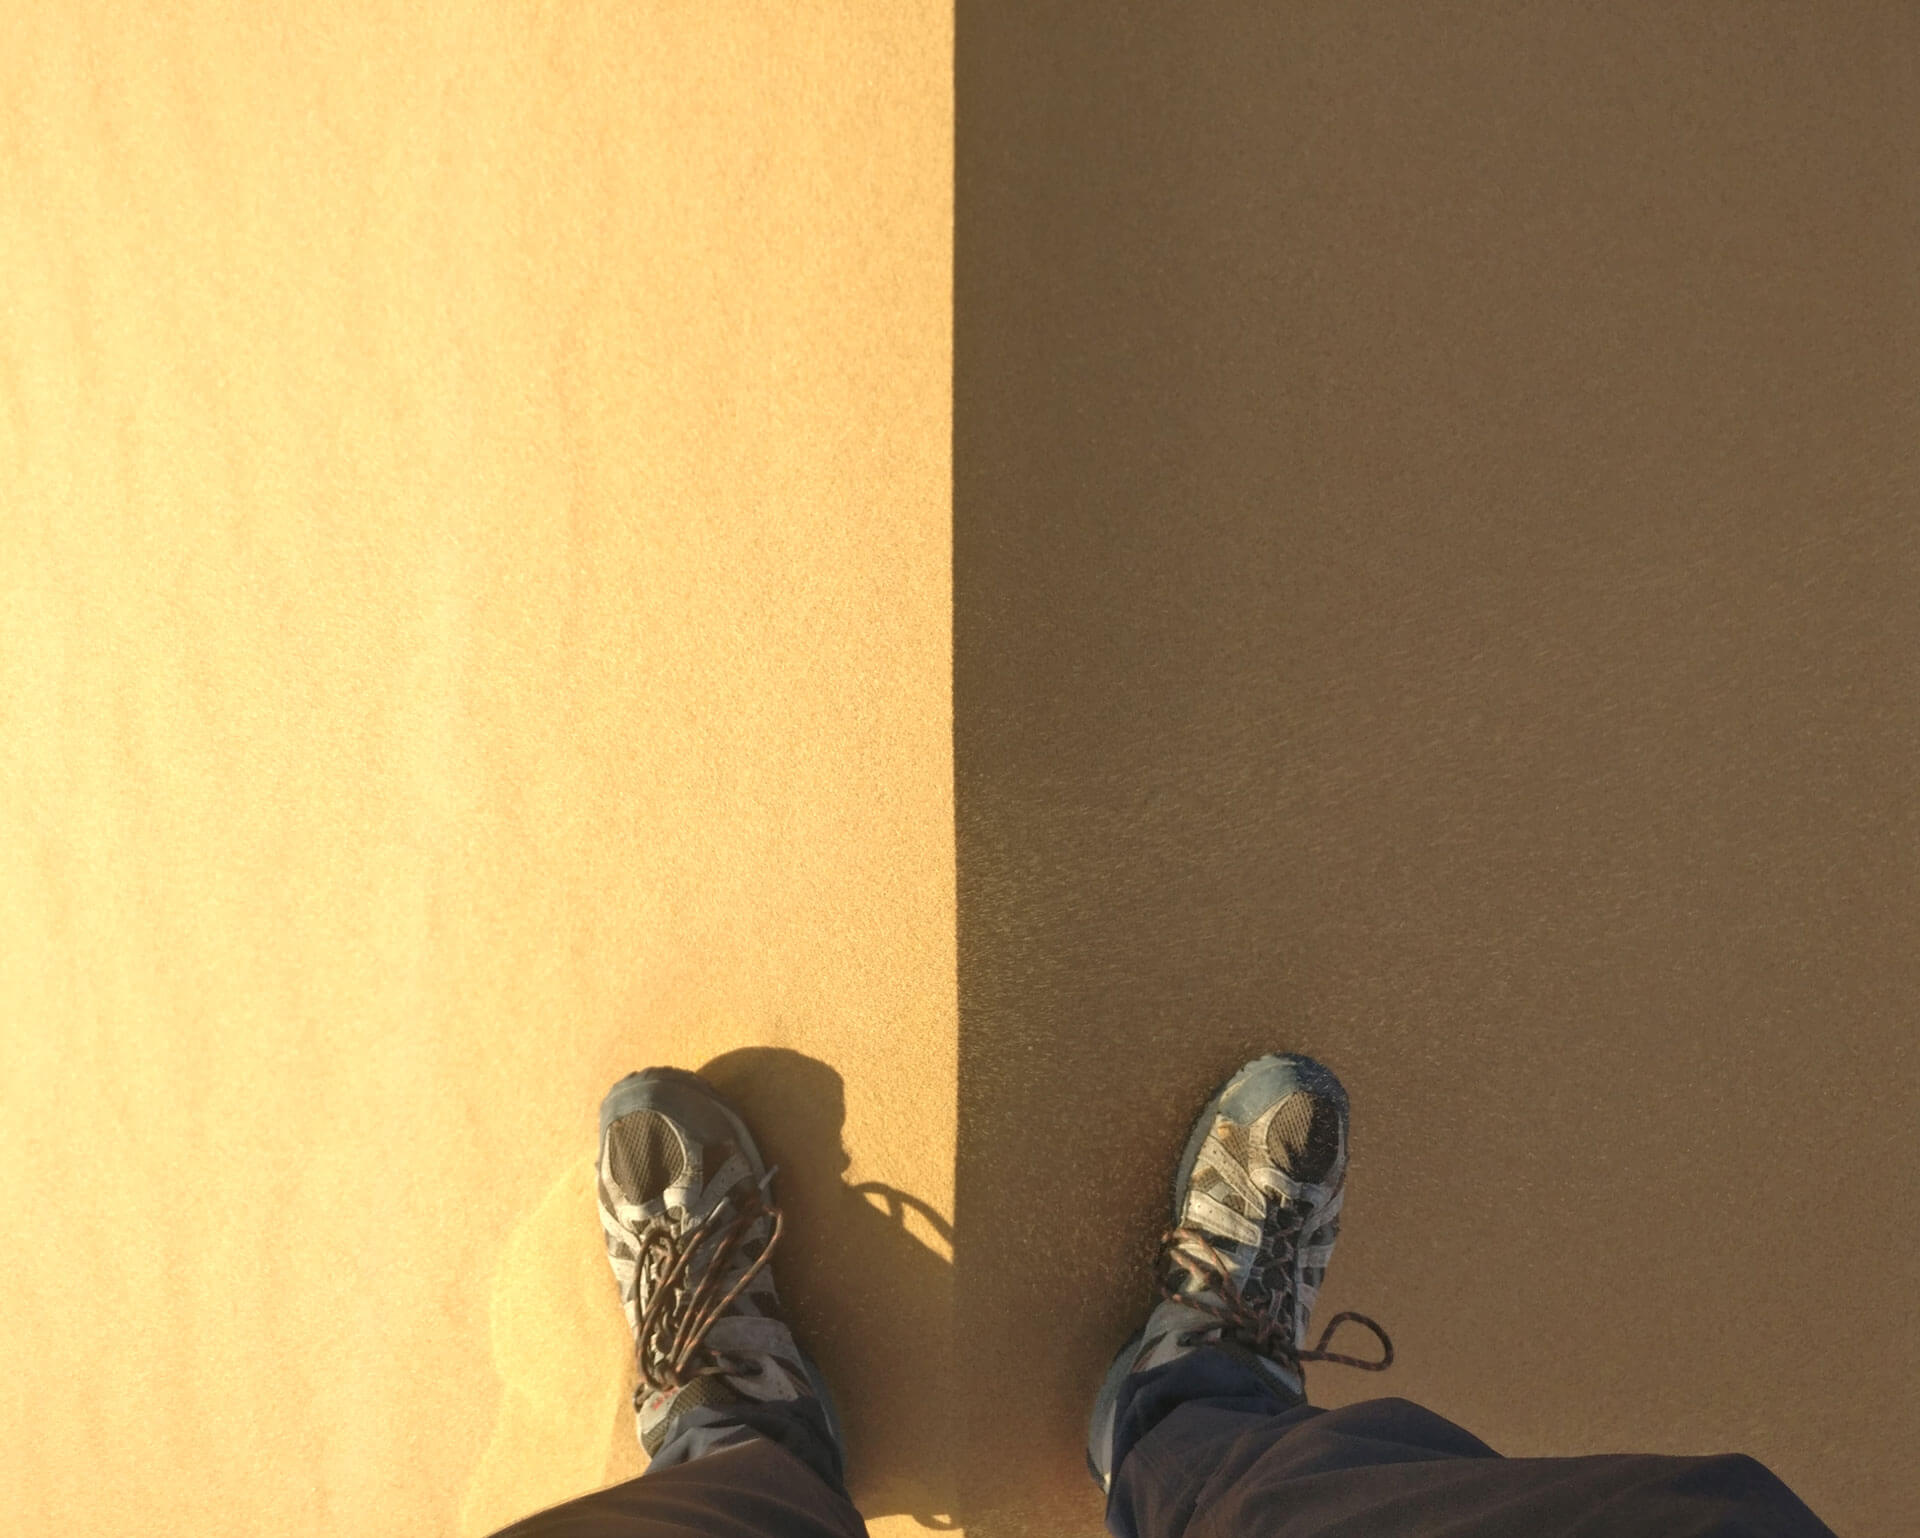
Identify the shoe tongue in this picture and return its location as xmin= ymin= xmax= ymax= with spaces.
xmin=1152 ymin=1294 xmax=1215 ymax=1322
xmin=1133 ymin=1301 xmax=1217 ymax=1373
xmin=638 ymin=1373 xmax=748 ymax=1455
xmin=1209 ymin=1335 xmax=1307 ymax=1403
xmin=1135 ymin=1301 xmax=1304 ymax=1400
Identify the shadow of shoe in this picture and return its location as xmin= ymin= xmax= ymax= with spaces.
xmin=458 ymin=1154 xmax=634 ymax=1538
xmin=696 ymin=1048 xmax=959 ymax=1530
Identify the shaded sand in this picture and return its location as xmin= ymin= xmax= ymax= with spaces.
xmin=951 ymin=7 xmax=1916 ymax=1536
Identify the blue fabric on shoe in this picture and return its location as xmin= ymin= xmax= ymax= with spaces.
xmin=647 ymin=1393 xmax=850 ymax=1503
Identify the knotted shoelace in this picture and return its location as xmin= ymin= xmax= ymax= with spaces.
xmin=1159 ymin=1200 xmax=1394 ymax=1398
xmin=631 ymin=1165 xmax=784 ymax=1407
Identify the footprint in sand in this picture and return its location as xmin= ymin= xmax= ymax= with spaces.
xmin=458 ymin=1156 xmax=639 ymax=1537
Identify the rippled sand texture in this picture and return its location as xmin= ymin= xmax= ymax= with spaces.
xmin=1 ymin=6 xmax=955 ymax=1535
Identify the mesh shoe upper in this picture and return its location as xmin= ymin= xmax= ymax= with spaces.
xmin=596 ymin=1076 xmax=819 ymax=1456
xmin=1087 ymin=1054 xmax=1395 ymax=1496
xmin=1165 ymin=1085 xmax=1349 ymax=1361
xmin=1147 ymin=1055 xmax=1393 ymax=1400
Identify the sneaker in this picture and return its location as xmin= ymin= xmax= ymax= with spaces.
xmin=1085 ymin=1053 xmax=1394 ymax=1494
xmin=597 ymin=1068 xmax=846 ymax=1467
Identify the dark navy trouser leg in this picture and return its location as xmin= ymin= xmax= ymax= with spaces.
xmin=487 ymin=1398 xmax=863 ymax=1538
xmin=1107 ymin=1349 xmax=1837 ymax=1538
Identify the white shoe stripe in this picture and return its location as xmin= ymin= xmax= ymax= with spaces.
xmin=1197 ymin=1136 xmax=1267 ymax=1212
xmin=1182 ymin=1188 xmax=1261 ymax=1249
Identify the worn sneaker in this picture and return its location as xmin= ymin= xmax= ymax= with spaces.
xmin=597 ymin=1068 xmax=846 ymax=1468
xmin=1086 ymin=1053 xmax=1394 ymax=1494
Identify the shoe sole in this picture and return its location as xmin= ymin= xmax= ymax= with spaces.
xmin=598 ymin=1068 xmax=849 ymax=1470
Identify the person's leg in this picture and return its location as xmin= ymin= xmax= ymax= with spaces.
xmin=1086 ymin=1054 xmax=1839 ymax=1538
xmin=485 ymin=1411 xmax=863 ymax=1538
xmin=1105 ymin=1348 xmax=1835 ymax=1538
xmin=484 ymin=1068 xmax=866 ymax=1538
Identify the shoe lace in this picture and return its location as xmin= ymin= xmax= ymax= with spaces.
xmin=1159 ymin=1199 xmax=1394 ymax=1397
xmin=631 ymin=1165 xmax=784 ymax=1404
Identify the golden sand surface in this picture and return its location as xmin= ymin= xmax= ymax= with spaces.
xmin=1 ymin=5 xmax=954 ymax=1534
xmin=14 ymin=8 xmax=1914 ymax=1538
